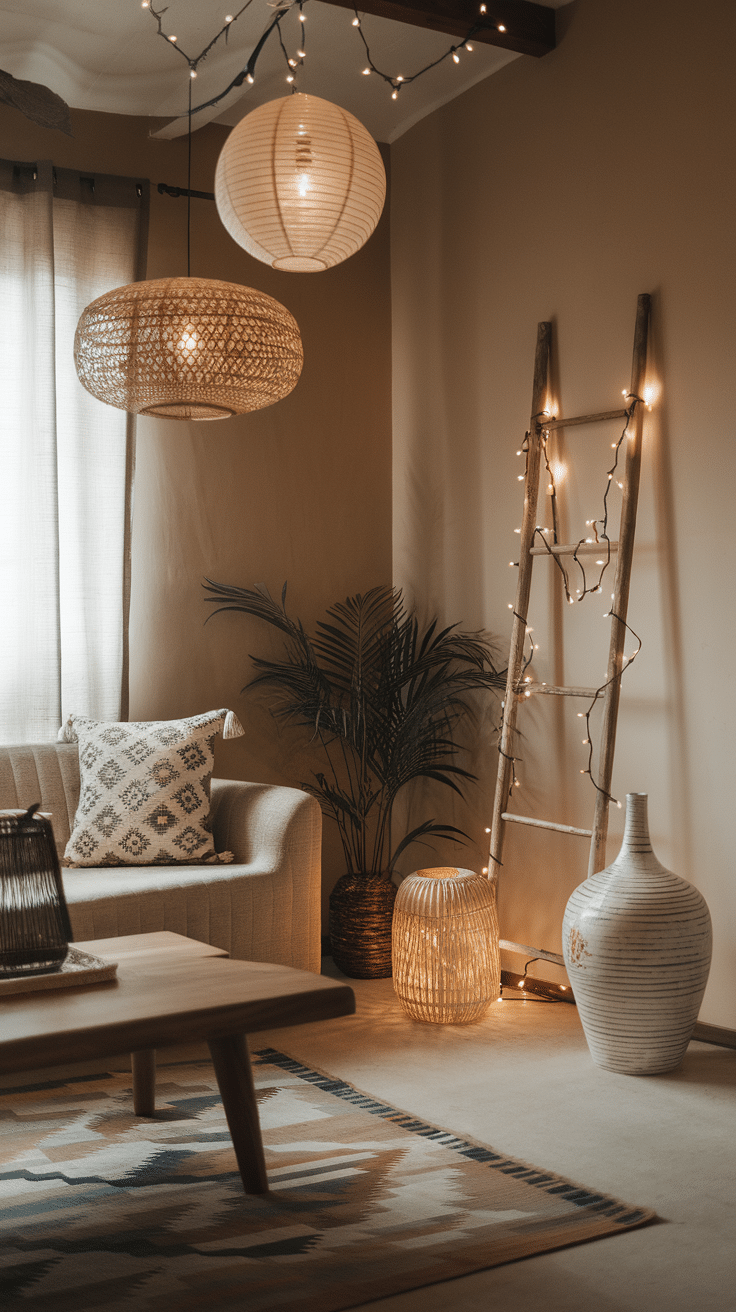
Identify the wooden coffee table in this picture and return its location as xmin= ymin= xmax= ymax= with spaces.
xmin=0 ymin=931 xmax=355 ymax=1195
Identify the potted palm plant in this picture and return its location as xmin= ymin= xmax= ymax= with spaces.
xmin=203 ymin=581 xmax=505 ymax=977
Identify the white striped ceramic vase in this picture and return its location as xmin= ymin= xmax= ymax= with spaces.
xmin=562 ymin=794 xmax=712 ymax=1075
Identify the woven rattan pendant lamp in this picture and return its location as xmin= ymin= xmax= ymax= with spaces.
xmin=74 ymin=64 xmax=303 ymax=421
xmin=215 ymin=93 xmax=386 ymax=272
xmin=74 ymin=277 xmax=303 ymax=420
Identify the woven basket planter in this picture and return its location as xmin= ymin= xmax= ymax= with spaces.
xmin=328 ymin=874 xmax=397 ymax=979
xmin=392 ymin=867 xmax=501 ymax=1024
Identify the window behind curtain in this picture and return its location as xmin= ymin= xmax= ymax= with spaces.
xmin=0 ymin=160 xmax=149 ymax=743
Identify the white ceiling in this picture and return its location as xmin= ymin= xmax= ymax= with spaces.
xmin=0 ymin=0 xmax=561 ymax=145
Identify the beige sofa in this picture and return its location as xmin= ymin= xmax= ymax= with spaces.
xmin=0 ymin=743 xmax=322 ymax=974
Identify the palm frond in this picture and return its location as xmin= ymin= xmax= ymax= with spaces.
xmin=390 ymin=821 xmax=471 ymax=867
xmin=203 ymin=577 xmax=506 ymax=875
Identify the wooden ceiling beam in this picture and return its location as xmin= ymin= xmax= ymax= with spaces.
xmin=317 ymin=1 xmax=556 ymax=59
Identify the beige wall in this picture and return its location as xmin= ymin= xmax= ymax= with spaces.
xmin=390 ymin=0 xmax=736 ymax=1025
xmin=0 ymin=106 xmax=393 ymax=912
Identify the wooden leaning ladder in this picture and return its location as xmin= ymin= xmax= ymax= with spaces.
xmin=489 ymin=293 xmax=651 ymax=972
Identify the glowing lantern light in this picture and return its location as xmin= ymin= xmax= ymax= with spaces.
xmin=214 ymin=93 xmax=386 ymax=272
xmin=74 ymin=277 xmax=303 ymax=420
xmin=392 ymin=867 xmax=501 ymax=1024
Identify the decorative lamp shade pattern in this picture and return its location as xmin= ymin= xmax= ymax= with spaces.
xmin=74 ymin=277 xmax=303 ymax=420
xmin=215 ymin=93 xmax=386 ymax=272
xmin=392 ymin=867 xmax=501 ymax=1024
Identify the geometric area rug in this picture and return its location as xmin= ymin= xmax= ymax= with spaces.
xmin=0 ymin=1049 xmax=657 ymax=1312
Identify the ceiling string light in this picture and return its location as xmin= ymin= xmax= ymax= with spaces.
xmin=74 ymin=9 xmax=303 ymax=421
xmin=351 ymin=4 xmax=484 ymax=100
xmin=159 ymin=1 xmax=507 ymax=127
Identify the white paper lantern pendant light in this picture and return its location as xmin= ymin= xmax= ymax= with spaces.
xmin=215 ymin=93 xmax=386 ymax=272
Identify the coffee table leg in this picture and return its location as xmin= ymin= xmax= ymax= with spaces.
xmin=207 ymin=1033 xmax=269 ymax=1195
xmin=132 ymin=1049 xmax=156 ymax=1117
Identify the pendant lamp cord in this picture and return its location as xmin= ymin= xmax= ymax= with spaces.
xmin=187 ymin=74 xmax=193 ymax=277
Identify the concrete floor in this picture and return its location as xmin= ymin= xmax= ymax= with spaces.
xmin=3 ymin=965 xmax=735 ymax=1312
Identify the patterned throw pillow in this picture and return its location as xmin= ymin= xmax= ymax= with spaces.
xmin=59 ymin=709 xmax=244 ymax=867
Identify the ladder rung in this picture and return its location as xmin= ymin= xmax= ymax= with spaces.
xmin=500 ymin=939 xmax=565 ymax=968
xmin=502 ymin=812 xmax=593 ymax=838
xmin=521 ymin=683 xmax=602 ymax=698
xmin=542 ymin=408 xmax=628 ymax=431
xmin=530 ymin=541 xmax=619 ymax=557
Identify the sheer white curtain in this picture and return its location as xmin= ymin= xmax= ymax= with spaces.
xmin=0 ymin=159 xmax=148 ymax=742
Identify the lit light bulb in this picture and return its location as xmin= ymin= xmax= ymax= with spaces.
xmin=299 ymin=11 xmax=306 ymax=19
xmin=453 ymin=52 xmax=460 ymax=63
xmin=352 ymin=15 xmax=360 ymax=24
xmin=296 ymin=48 xmax=306 ymax=58
xmin=480 ymin=3 xmax=487 ymax=11
xmin=190 ymin=68 xmax=197 ymax=78
xmin=391 ymin=90 xmax=398 ymax=99
xmin=225 ymin=15 xmax=234 ymax=23
xmin=286 ymin=74 xmax=295 ymax=83
xmin=466 ymin=42 xmax=474 ymax=51
xmin=246 ymin=73 xmax=254 ymax=83
xmin=514 ymin=527 xmax=521 ymax=533
xmin=141 ymin=1 xmax=150 ymax=7
xmin=498 ymin=23 xmax=507 ymax=32
xmin=169 ymin=34 xmax=177 ymax=42
xmin=396 ymin=75 xmax=404 ymax=81
xmin=176 ymin=326 xmax=199 ymax=356
xmin=485 ymin=827 xmax=491 ymax=834
xmin=362 ymin=67 xmax=371 ymax=74
xmin=289 ymin=58 xmax=298 ymax=67
xmin=482 ymin=866 xmax=489 ymax=874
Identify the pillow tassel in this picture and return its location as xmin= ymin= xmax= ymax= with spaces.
xmin=223 ymin=710 xmax=245 ymax=740
xmin=57 ymin=717 xmax=77 ymax=743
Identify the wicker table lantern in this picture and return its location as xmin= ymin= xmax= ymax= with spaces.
xmin=0 ymin=806 xmax=72 ymax=978
xmin=392 ymin=867 xmax=501 ymax=1024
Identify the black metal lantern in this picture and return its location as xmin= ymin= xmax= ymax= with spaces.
xmin=0 ymin=805 xmax=73 ymax=977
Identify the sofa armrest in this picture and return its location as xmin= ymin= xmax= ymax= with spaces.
xmin=209 ymin=778 xmax=322 ymax=972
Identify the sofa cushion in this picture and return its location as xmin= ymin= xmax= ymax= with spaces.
xmin=59 ymin=710 xmax=244 ymax=867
